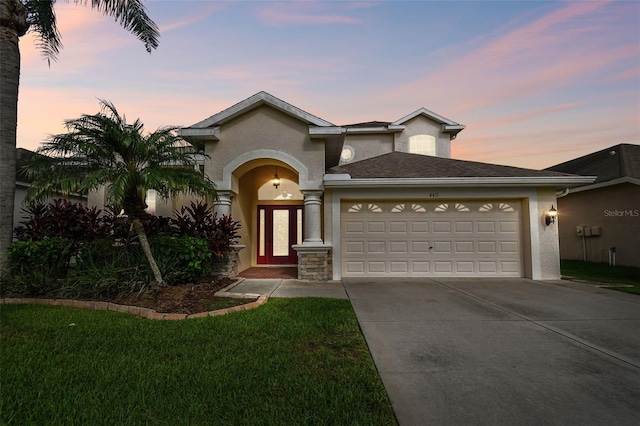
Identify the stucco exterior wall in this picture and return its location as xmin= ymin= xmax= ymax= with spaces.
xmin=14 ymin=185 xmax=86 ymax=227
xmin=394 ymin=116 xmax=451 ymax=158
xmin=534 ymin=188 xmax=561 ymax=280
xmin=557 ymin=183 xmax=639 ymax=267
xmin=205 ymin=106 xmax=325 ymax=186
xmin=341 ymin=134 xmax=394 ymax=164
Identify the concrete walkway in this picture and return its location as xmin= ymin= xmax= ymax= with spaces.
xmin=227 ymin=278 xmax=348 ymax=299
xmin=343 ymin=277 xmax=640 ymax=426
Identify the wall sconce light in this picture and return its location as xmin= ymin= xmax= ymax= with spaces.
xmin=272 ymin=167 xmax=280 ymax=189
xmin=545 ymin=205 xmax=557 ymax=226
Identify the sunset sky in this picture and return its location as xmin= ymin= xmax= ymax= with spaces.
xmin=16 ymin=0 xmax=640 ymax=169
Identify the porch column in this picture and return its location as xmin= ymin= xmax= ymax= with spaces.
xmin=213 ymin=190 xmax=233 ymax=217
xmin=302 ymin=190 xmax=323 ymax=243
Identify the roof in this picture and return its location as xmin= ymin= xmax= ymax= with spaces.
xmin=545 ymin=144 xmax=640 ymax=185
xmin=186 ymin=91 xmax=334 ymax=129
xmin=342 ymin=121 xmax=392 ymax=128
xmin=327 ymin=151 xmax=578 ymax=179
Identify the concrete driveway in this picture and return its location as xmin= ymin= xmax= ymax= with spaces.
xmin=343 ymin=278 xmax=640 ymax=426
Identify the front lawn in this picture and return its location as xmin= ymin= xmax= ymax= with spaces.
xmin=561 ymin=259 xmax=640 ymax=295
xmin=0 ymin=299 xmax=396 ymax=425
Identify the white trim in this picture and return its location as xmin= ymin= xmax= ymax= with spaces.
xmin=177 ymin=127 xmax=220 ymax=141
xmin=220 ymin=149 xmax=322 ymax=192
xmin=323 ymin=176 xmax=596 ymax=188
xmin=393 ymin=107 xmax=460 ymax=126
xmin=189 ymin=91 xmax=334 ymax=128
xmin=309 ymin=126 xmax=344 ymax=136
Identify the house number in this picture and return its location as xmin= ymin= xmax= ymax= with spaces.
xmin=428 ymin=192 xmax=439 ymax=198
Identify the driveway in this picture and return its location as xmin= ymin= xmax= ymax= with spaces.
xmin=343 ymin=278 xmax=640 ymax=426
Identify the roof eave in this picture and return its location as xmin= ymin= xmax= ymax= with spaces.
xmin=323 ymin=176 xmax=596 ymax=189
xmin=177 ymin=127 xmax=220 ymax=141
xmin=188 ymin=91 xmax=334 ymax=129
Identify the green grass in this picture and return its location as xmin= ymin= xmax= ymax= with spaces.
xmin=561 ymin=259 xmax=640 ymax=295
xmin=0 ymin=299 xmax=396 ymax=425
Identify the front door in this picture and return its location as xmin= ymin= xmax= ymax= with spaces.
xmin=257 ymin=205 xmax=303 ymax=264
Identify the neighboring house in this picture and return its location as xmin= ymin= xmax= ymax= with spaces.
xmin=546 ymin=144 xmax=640 ymax=268
xmin=89 ymin=92 xmax=592 ymax=280
xmin=14 ymin=148 xmax=87 ymax=228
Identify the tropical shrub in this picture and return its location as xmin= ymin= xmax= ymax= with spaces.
xmin=14 ymin=199 xmax=109 ymax=243
xmin=3 ymin=237 xmax=74 ymax=296
xmin=174 ymin=201 xmax=241 ymax=257
xmin=151 ymin=236 xmax=212 ymax=283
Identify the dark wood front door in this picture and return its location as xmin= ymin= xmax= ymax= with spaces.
xmin=257 ymin=205 xmax=302 ymax=264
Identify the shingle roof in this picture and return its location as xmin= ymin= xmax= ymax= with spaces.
xmin=545 ymin=144 xmax=640 ymax=184
xmin=341 ymin=121 xmax=392 ymax=128
xmin=327 ymin=152 xmax=576 ymax=179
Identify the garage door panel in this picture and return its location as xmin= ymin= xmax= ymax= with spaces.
xmin=389 ymin=221 xmax=408 ymax=233
xmin=411 ymin=221 xmax=429 ymax=233
xmin=389 ymin=241 xmax=408 ymax=253
xmin=367 ymin=222 xmax=385 ymax=233
xmin=344 ymin=221 xmax=364 ymax=234
xmin=500 ymin=221 xmax=518 ymax=233
xmin=412 ymin=262 xmax=430 ymax=273
xmin=345 ymin=241 xmax=364 ymax=254
xmin=433 ymin=241 xmax=452 ymax=253
xmin=456 ymin=261 xmax=475 ymax=273
xmin=500 ymin=241 xmax=519 ymax=253
xmin=433 ymin=221 xmax=451 ymax=232
xmin=434 ymin=261 xmax=453 ymax=273
xmin=341 ymin=200 xmax=522 ymax=277
xmin=368 ymin=262 xmax=386 ymax=273
xmin=455 ymin=221 xmax=473 ymax=233
xmin=455 ymin=241 xmax=474 ymax=253
xmin=367 ymin=241 xmax=385 ymax=253
xmin=477 ymin=241 xmax=497 ymax=253
xmin=477 ymin=221 xmax=495 ymax=233
xmin=412 ymin=241 xmax=431 ymax=253
xmin=390 ymin=261 xmax=408 ymax=273
xmin=479 ymin=262 xmax=498 ymax=273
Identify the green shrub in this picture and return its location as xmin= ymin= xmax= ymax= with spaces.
xmin=67 ymin=239 xmax=150 ymax=298
xmin=3 ymin=238 xmax=74 ymax=296
xmin=151 ymin=236 xmax=212 ymax=284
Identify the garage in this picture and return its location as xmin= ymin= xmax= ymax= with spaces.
xmin=340 ymin=200 xmax=523 ymax=277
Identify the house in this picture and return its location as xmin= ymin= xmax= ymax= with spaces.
xmin=14 ymin=148 xmax=87 ymax=227
xmin=546 ymin=144 xmax=640 ymax=268
xmin=91 ymin=92 xmax=593 ymax=280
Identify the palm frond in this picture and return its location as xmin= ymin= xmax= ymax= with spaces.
xmin=24 ymin=0 xmax=61 ymax=63
xmin=79 ymin=0 xmax=160 ymax=52
xmin=25 ymin=0 xmax=159 ymax=62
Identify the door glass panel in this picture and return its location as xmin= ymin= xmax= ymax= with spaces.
xmin=297 ymin=208 xmax=303 ymax=245
xmin=272 ymin=210 xmax=289 ymax=256
xmin=259 ymin=209 xmax=265 ymax=257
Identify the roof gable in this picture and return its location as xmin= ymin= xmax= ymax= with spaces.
xmin=189 ymin=91 xmax=334 ymax=129
xmin=392 ymin=108 xmax=465 ymax=139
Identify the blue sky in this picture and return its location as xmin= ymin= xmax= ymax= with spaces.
xmin=17 ymin=0 xmax=640 ymax=169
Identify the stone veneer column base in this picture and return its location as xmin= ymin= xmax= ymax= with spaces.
xmin=292 ymin=244 xmax=333 ymax=281
xmin=210 ymin=245 xmax=245 ymax=279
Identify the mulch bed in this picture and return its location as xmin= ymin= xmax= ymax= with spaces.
xmin=111 ymin=277 xmax=252 ymax=315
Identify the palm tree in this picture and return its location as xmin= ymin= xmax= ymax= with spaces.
xmin=0 ymin=0 xmax=159 ymax=267
xmin=26 ymin=100 xmax=216 ymax=286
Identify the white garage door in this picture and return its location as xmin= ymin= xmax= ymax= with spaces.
xmin=341 ymin=200 xmax=522 ymax=277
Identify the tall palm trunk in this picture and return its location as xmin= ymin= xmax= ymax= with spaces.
xmin=131 ymin=217 xmax=164 ymax=287
xmin=0 ymin=0 xmax=29 ymax=268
